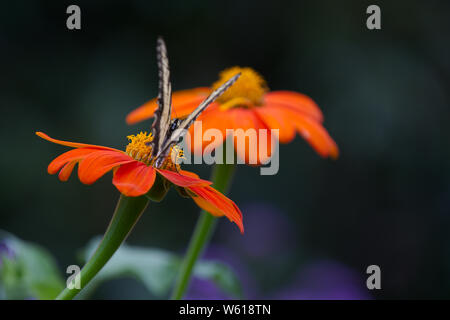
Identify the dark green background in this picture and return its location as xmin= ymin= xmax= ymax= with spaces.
xmin=1 ymin=0 xmax=450 ymax=298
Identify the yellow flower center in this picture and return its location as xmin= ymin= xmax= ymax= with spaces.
xmin=212 ymin=66 xmax=268 ymax=110
xmin=125 ymin=131 xmax=182 ymax=170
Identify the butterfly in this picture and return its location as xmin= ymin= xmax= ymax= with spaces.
xmin=150 ymin=37 xmax=241 ymax=168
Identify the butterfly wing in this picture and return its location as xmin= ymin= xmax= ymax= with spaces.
xmin=155 ymin=72 xmax=241 ymax=162
xmin=150 ymin=37 xmax=172 ymax=159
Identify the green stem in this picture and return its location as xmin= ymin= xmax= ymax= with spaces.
xmin=56 ymin=194 xmax=149 ymax=300
xmin=170 ymin=162 xmax=235 ymax=300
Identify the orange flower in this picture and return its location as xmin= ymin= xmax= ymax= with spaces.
xmin=36 ymin=131 xmax=243 ymax=233
xmin=126 ymin=67 xmax=338 ymax=163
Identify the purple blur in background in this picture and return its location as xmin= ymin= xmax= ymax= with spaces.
xmin=187 ymin=202 xmax=370 ymax=300
xmin=0 ymin=240 xmax=15 ymax=267
xmin=272 ymin=260 xmax=371 ymax=300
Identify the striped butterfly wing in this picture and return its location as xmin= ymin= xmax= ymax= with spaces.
xmin=151 ymin=37 xmax=173 ymax=159
xmin=155 ymin=72 xmax=241 ymax=162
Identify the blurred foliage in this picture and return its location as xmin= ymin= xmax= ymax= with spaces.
xmin=78 ymin=237 xmax=243 ymax=299
xmin=0 ymin=230 xmax=64 ymax=299
xmin=0 ymin=232 xmax=243 ymax=300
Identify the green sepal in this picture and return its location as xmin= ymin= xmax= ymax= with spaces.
xmin=175 ymin=186 xmax=191 ymax=198
xmin=145 ymin=173 xmax=170 ymax=202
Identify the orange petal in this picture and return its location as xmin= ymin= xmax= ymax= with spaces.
xmin=78 ymin=150 xmax=134 ymax=185
xmin=186 ymin=105 xmax=228 ymax=155
xmin=254 ymin=105 xmax=296 ymax=143
xmin=283 ymin=108 xmax=339 ymax=158
xmin=157 ymin=169 xmax=211 ymax=187
xmin=264 ymin=91 xmax=324 ymax=122
xmin=178 ymin=170 xmax=200 ymax=179
xmin=58 ymin=161 xmax=77 ymax=182
xmin=36 ymin=132 xmax=118 ymax=151
xmin=48 ymin=148 xmax=100 ymax=175
xmin=113 ymin=162 xmax=156 ymax=197
xmin=126 ymin=87 xmax=211 ymax=125
xmin=227 ymin=108 xmax=273 ymax=165
xmin=188 ymin=185 xmax=244 ymax=234
xmin=171 ymin=87 xmax=212 ymax=117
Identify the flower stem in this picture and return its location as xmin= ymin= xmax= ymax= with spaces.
xmin=55 ymin=194 xmax=149 ymax=300
xmin=170 ymin=162 xmax=235 ymax=300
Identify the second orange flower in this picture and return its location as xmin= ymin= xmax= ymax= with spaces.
xmin=126 ymin=67 xmax=339 ymax=164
